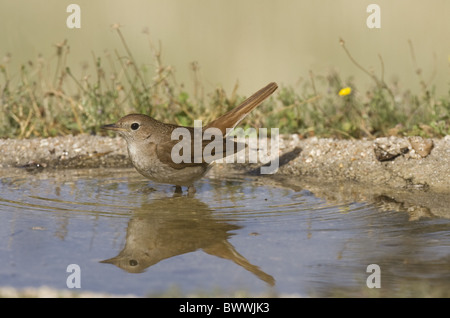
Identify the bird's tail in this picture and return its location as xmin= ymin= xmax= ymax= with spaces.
xmin=205 ymin=82 xmax=278 ymax=135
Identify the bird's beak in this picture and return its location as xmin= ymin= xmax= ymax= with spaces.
xmin=102 ymin=123 xmax=126 ymax=132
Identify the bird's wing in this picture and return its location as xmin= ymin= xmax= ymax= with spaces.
xmin=156 ymin=133 xmax=244 ymax=169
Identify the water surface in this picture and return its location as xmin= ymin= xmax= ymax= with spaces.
xmin=0 ymin=168 xmax=449 ymax=297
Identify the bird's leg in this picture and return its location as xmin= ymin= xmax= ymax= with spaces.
xmin=187 ymin=185 xmax=196 ymax=196
xmin=174 ymin=185 xmax=183 ymax=195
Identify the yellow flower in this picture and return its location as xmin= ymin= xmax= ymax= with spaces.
xmin=338 ymin=87 xmax=352 ymax=96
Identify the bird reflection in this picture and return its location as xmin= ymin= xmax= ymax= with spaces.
xmin=100 ymin=196 xmax=275 ymax=286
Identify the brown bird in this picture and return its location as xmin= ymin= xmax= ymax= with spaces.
xmin=102 ymin=82 xmax=278 ymax=194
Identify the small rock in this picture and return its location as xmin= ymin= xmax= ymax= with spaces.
xmin=408 ymin=136 xmax=433 ymax=158
xmin=373 ymin=137 xmax=409 ymax=162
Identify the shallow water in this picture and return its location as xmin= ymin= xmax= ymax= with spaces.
xmin=0 ymin=168 xmax=449 ymax=297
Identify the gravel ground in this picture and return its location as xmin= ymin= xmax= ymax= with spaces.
xmin=1 ymin=134 xmax=448 ymax=193
xmin=0 ymin=286 xmax=137 ymax=298
xmin=276 ymin=135 xmax=450 ymax=193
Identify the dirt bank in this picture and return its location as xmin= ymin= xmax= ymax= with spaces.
xmin=275 ymin=135 xmax=450 ymax=193
xmin=0 ymin=134 xmax=449 ymax=193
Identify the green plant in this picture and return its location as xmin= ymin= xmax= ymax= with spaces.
xmin=0 ymin=31 xmax=448 ymax=139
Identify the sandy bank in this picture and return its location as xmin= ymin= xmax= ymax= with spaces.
xmin=1 ymin=134 xmax=449 ymax=193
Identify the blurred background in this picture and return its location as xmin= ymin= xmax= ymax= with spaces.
xmin=1 ymin=0 xmax=449 ymax=95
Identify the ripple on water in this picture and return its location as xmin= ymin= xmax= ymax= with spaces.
xmin=0 ymin=168 xmax=449 ymax=297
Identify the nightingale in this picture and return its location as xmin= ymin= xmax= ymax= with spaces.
xmin=102 ymin=82 xmax=278 ymax=194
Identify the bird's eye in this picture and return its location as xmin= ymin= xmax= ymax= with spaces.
xmin=131 ymin=123 xmax=140 ymax=130
xmin=129 ymin=259 xmax=138 ymax=266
